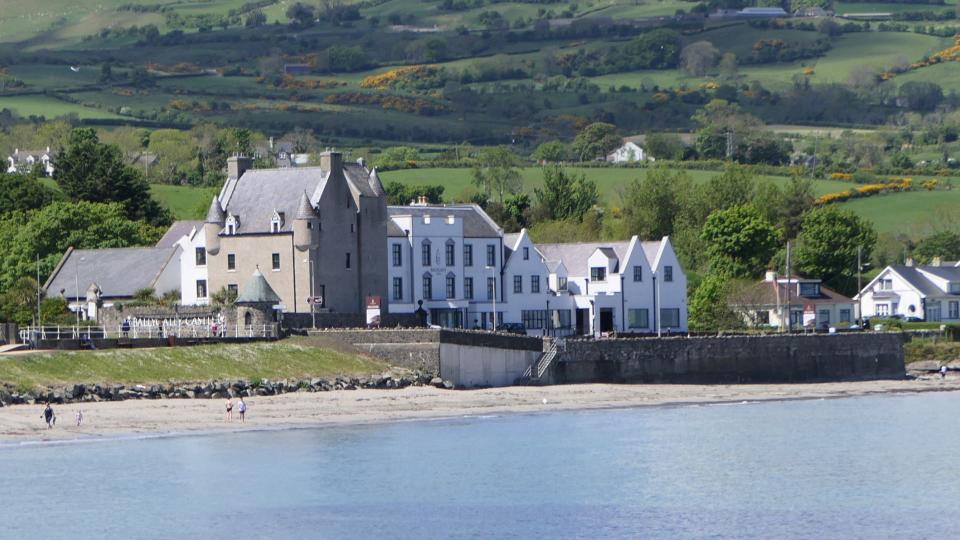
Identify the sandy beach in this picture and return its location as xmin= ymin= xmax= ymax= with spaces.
xmin=2 ymin=378 xmax=958 ymax=443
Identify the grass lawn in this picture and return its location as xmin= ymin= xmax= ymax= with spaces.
xmin=380 ymin=166 xmax=856 ymax=203
xmin=834 ymin=1 xmax=954 ymax=14
xmin=904 ymin=337 xmax=960 ymax=364
xmin=150 ymin=184 xmax=220 ymax=220
xmin=0 ymin=337 xmax=388 ymax=389
xmin=0 ymin=95 xmax=122 ymax=120
xmin=895 ymin=61 xmax=960 ymax=89
xmin=837 ymin=189 xmax=960 ymax=236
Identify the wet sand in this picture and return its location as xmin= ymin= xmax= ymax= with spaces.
xmin=1 ymin=378 xmax=957 ymax=443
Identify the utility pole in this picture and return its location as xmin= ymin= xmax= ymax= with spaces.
xmin=857 ymin=246 xmax=863 ymax=326
xmin=785 ymin=241 xmax=792 ymax=332
xmin=36 ymin=254 xmax=41 ymax=326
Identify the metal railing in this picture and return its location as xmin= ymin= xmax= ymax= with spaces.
xmin=19 ymin=323 xmax=277 ymax=343
xmin=519 ymin=338 xmax=565 ymax=385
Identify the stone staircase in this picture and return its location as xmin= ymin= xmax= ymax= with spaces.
xmin=518 ymin=339 xmax=563 ymax=385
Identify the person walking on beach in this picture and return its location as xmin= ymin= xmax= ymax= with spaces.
xmin=237 ymin=397 xmax=246 ymax=423
xmin=225 ymin=398 xmax=233 ymax=421
xmin=76 ymin=409 xmax=83 ymax=427
xmin=42 ymin=403 xmax=55 ymax=429
xmin=941 ymin=365 xmax=948 ymax=379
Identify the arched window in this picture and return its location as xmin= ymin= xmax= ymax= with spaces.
xmin=421 ymin=239 xmax=432 ymax=267
xmin=270 ymin=210 xmax=284 ymax=233
xmin=244 ymin=311 xmax=253 ymax=326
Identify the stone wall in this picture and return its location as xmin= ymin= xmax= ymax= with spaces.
xmin=552 ymin=333 xmax=905 ymax=384
xmin=282 ymin=312 xmax=422 ymax=329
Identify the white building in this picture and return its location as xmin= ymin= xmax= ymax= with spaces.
xmin=6 ymin=147 xmax=56 ymax=176
xmin=159 ymin=221 xmax=209 ymax=306
xmin=856 ymin=259 xmax=960 ymax=322
xmin=606 ymin=141 xmax=652 ymax=163
xmin=385 ymin=201 xmax=688 ymax=335
xmin=733 ymin=272 xmax=855 ymax=330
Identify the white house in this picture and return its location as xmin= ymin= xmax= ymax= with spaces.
xmin=856 ymin=259 xmax=960 ymax=322
xmin=606 ymin=141 xmax=652 ymax=163
xmin=158 ymin=221 xmax=209 ymax=306
xmin=6 ymin=147 xmax=56 ymax=176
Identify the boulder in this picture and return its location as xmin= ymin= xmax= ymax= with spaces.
xmin=908 ymin=360 xmax=941 ymax=372
xmin=430 ymin=377 xmax=444 ymax=388
xmin=442 ymin=380 xmax=455 ymax=390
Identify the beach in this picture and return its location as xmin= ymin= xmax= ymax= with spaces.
xmin=1 ymin=378 xmax=957 ymax=443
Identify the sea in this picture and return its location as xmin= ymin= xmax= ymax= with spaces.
xmin=1 ymin=391 xmax=958 ymax=539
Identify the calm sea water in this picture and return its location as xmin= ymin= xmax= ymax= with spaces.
xmin=2 ymin=392 xmax=959 ymax=539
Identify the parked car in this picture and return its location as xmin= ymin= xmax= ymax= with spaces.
xmin=496 ymin=323 xmax=526 ymax=335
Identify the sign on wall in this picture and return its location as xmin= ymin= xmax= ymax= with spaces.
xmin=366 ymin=295 xmax=381 ymax=327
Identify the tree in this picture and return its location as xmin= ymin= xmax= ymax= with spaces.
xmin=471 ymin=146 xmax=522 ymax=203
xmin=0 ymin=276 xmax=39 ymax=325
xmin=245 ymin=10 xmax=267 ymax=28
xmin=622 ymin=28 xmax=681 ymax=69
xmin=688 ymin=271 xmax=742 ymax=332
xmin=0 ymin=201 xmax=164 ymax=290
xmin=130 ymin=67 xmax=155 ymax=88
xmin=99 ymin=63 xmax=113 ymax=83
xmin=898 ymin=81 xmax=944 ymax=113
xmin=39 ymin=296 xmax=72 ymax=325
xmin=817 ymin=18 xmax=842 ymax=37
xmin=680 ymin=41 xmax=720 ymax=77
xmin=375 ymin=146 xmax=419 ymax=168
xmin=795 ymin=206 xmax=877 ymax=295
xmin=571 ymin=122 xmax=621 ymax=161
xmin=912 ymin=231 xmax=960 ymax=264
xmin=692 ymin=99 xmax=763 ymax=159
xmin=0 ymin=173 xmax=61 ymax=216
xmin=781 ymin=175 xmax=815 ymax=239
xmin=503 ymin=193 xmax=531 ymax=231
xmin=701 ymin=204 xmax=780 ymax=278
xmin=531 ymin=141 xmax=567 ymax=163
xmin=384 ymin=182 xmax=444 ymax=205
xmin=148 ymin=129 xmax=196 ymax=184
xmin=534 ymin=166 xmax=598 ymax=222
xmin=56 ymin=128 xmax=170 ymax=225
xmin=621 ymin=169 xmax=692 ymax=239
xmin=211 ymin=286 xmax=237 ymax=307
xmin=286 ymin=2 xmax=315 ymax=28
xmin=644 ymin=133 xmax=685 ymax=161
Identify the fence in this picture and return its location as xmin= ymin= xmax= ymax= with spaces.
xmin=19 ymin=323 xmax=277 ymax=344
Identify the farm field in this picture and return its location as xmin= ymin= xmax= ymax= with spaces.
xmin=837 ymin=189 xmax=960 ymax=236
xmin=149 ymin=184 xmax=219 ymax=220
xmin=833 ymin=1 xmax=955 ymax=14
xmin=0 ymin=95 xmax=122 ymax=119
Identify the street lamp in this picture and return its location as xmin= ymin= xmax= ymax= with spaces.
xmin=304 ymin=254 xmax=316 ymax=329
xmin=74 ymin=255 xmax=85 ymax=327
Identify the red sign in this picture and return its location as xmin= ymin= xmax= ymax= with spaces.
xmin=366 ymin=295 xmax=381 ymax=309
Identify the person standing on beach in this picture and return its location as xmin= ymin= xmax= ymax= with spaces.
xmin=941 ymin=365 xmax=948 ymax=379
xmin=225 ymin=398 xmax=233 ymax=421
xmin=237 ymin=397 xmax=246 ymax=423
xmin=42 ymin=403 xmax=55 ymax=429
xmin=76 ymin=409 xmax=83 ymax=427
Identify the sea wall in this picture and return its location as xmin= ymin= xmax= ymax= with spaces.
xmin=552 ymin=333 xmax=905 ymax=384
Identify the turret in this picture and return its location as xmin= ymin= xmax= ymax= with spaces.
xmin=293 ymin=191 xmax=316 ymax=251
xmin=204 ymin=196 xmax=225 ymax=255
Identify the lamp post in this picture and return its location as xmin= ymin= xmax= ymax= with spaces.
xmin=486 ymin=265 xmax=497 ymax=330
xmin=74 ymin=255 xmax=85 ymax=327
xmin=304 ymin=254 xmax=316 ymax=329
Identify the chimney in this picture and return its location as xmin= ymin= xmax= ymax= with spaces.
xmin=227 ymin=155 xmax=252 ymax=179
xmin=933 ymin=256 xmax=942 ymax=267
xmin=765 ymin=270 xmax=777 ymax=282
xmin=357 ymin=157 xmax=366 ymax=168
xmin=905 ymin=257 xmax=914 ymax=267
xmin=319 ymin=150 xmax=342 ymax=172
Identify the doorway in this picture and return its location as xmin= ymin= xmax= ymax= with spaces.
xmin=599 ymin=308 xmax=614 ymax=333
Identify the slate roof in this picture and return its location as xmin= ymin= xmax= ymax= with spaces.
xmin=737 ymin=279 xmax=853 ymax=307
xmin=44 ymin=247 xmax=178 ymax=300
xmin=888 ymin=265 xmax=957 ymax=297
xmin=156 ymin=220 xmax=203 ymax=248
xmin=387 ymin=204 xmax=501 ymax=238
xmin=236 ymin=269 xmax=282 ymax=304
xmin=536 ymin=240 xmax=663 ymax=275
xmin=917 ymin=265 xmax=960 ymax=282
xmin=387 ymin=220 xmax=406 ymax=237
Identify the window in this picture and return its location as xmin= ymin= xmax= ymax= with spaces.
xmin=660 ymin=308 xmax=680 ymax=328
xmin=423 ymin=274 xmax=433 ymax=300
xmin=486 ymin=244 xmax=496 ymax=267
xmin=392 ymin=244 xmax=402 ymax=267
xmin=464 ymin=277 xmax=474 ymax=300
xmin=840 ymin=309 xmax=851 ymax=323
xmin=664 ymin=265 xmax=673 ymax=282
xmin=446 ymin=275 xmax=456 ymax=299
xmin=551 ymin=309 xmax=571 ymax=329
xmin=951 ymin=301 xmax=959 ymax=319
xmin=196 ymin=279 xmax=208 ymax=299
xmin=799 ymin=283 xmax=820 ymax=297
xmin=487 ymin=277 xmax=495 ymax=300
xmin=879 ymin=279 xmax=893 ymax=290
xmin=227 ymin=253 xmax=236 ymax=271
xmin=195 ymin=247 xmax=206 ymax=266
xmin=818 ymin=310 xmax=830 ymax=324
xmin=393 ymin=277 xmax=403 ymax=301
xmin=464 ymin=244 xmax=473 ymax=267
xmin=271 ymin=253 xmax=281 ymax=270
xmin=422 ymin=241 xmax=431 ymax=267
xmin=590 ymin=267 xmax=606 ymax=282
xmin=513 ymin=275 xmax=523 ymax=294
xmin=522 ymin=309 xmax=547 ymax=330
xmin=523 ymin=247 xmax=529 ymax=260
xmin=350 ymin=223 xmax=354 ymax=233
xmin=950 ymin=283 xmax=960 ymax=294
xmin=531 ymin=275 xmax=540 ymax=293
xmin=445 ymin=241 xmax=455 ymax=266
xmin=227 ymin=284 xmax=238 ymax=295
xmin=271 ymin=211 xmax=284 ymax=233
xmin=628 ymin=308 xmax=649 ymax=329
xmin=877 ymin=303 xmax=890 ymax=316
xmin=345 ymin=252 xmax=351 ymax=269
xmin=633 ymin=265 xmax=642 ymax=282
xmin=558 ymin=277 xmax=568 ymax=291
xmin=225 ymin=215 xmax=237 ymax=235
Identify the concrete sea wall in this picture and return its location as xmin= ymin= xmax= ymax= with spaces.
xmin=552 ymin=333 xmax=905 ymax=384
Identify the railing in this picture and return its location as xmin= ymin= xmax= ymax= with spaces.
xmin=519 ymin=338 xmax=565 ymax=385
xmin=19 ymin=323 xmax=277 ymax=343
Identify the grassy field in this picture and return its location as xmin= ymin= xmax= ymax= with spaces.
xmin=904 ymin=337 xmax=960 ymax=364
xmin=0 ymin=338 xmax=388 ymax=389
xmin=0 ymin=95 xmax=122 ymax=120
xmin=837 ymin=189 xmax=960 ymax=235
xmin=834 ymin=1 xmax=955 ymax=14
xmin=379 ymin=166 xmax=856 ymax=203
xmin=150 ymin=184 xmax=219 ymax=220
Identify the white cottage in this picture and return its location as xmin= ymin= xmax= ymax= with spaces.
xmin=856 ymin=260 xmax=960 ymax=322
xmin=606 ymin=141 xmax=652 ymax=163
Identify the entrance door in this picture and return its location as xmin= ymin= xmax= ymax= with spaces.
xmin=576 ymin=308 xmax=588 ymax=334
xmin=599 ymin=308 xmax=614 ymax=333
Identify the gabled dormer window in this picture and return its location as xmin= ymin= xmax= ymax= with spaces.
xmin=225 ymin=214 xmax=238 ymax=235
xmin=270 ymin=210 xmax=285 ymax=233
xmin=799 ymin=282 xmax=820 ymax=297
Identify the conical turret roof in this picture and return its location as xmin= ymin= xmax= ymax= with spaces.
xmin=295 ymin=191 xmax=315 ymax=219
xmin=205 ymin=196 xmax=226 ymax=224
xmin=236 ymin=268 xmax=281 ymax=304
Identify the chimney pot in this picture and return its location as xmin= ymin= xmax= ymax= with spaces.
xmin=933 ymin=256 xmax=942 ymax=267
